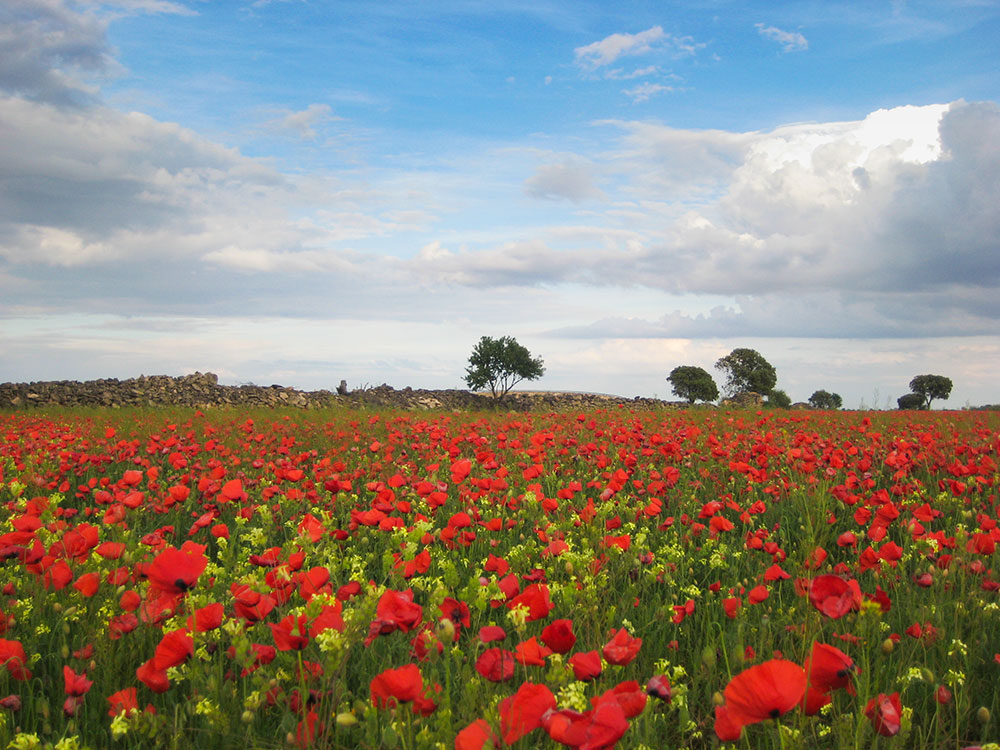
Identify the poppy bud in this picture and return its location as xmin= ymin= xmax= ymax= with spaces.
xmin=881 ymin=638 xmax=894 ymax=654
xmin=436 ymin=618 xmax=456 ymax=644
xmin=336 ymin=711 xmax=358 ymax=727
xmin=61 ymin=645 xmax=69 ymax=659
xmin=702 ymin=645 xmax=717 ymax=669
xmin=241 ymin=710 xmax=254 ymax=723
xmin=920 ymin=668 xmax=934 ymax=683
xmin=977 ymin=706 xmax=990 ymax=724
xmin=712 ymin=691 xmax=725 ymax=706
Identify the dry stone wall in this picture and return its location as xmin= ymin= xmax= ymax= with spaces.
xmin=0 ymin=373 xmax=681 ymax=412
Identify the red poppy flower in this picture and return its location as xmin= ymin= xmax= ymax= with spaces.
xmin=106 ymin=687 xmax=138 ymax=717
xmin=370 ymin=664 xmax=424 ymax=709
xmin=478 ymin=625 xmax=507 ymax=643
xmin=475 ymin=648 xmax=516 ymax=682
xmin=807 ymin=575 xmax=862 ymax=619
xmin=270 ymin=613 xmax=309 ymax=651
xmin=438 ymin=597 xmax=471 ymax=630
xmin=714 ymin=705 xmax=743 ymax=741
xmin=569 ymin=650 xmax=603 ymax=681
xmin=748 ymin=585 xmax=769 ymax=604
xmin=455 ymin=719 xmax=496 ymax=750
xmin=542 ymin=699 xmax=630 ymax=750
xmin=506 ymin=583 xmax=553 ymax=622
xmin=541 ymin=619 xmax=576 ymax=654
xmin=153 ymin=629 xmax=193 ymax=670
xmin=308 ymin=602 xmax=344 ymax=637
xmin=721 ymin=659 xmax=807 ymax=731
xmin=136 ymin=659 xmax=169 ymax=693
xmin=232 ymin=584 xmax=277 ymax=624
xmin=186 ymin=602 xmax=225 ymax=632
xmin=646 ymin=675 xmax=671 ymax=703
xmin=146 ymin=544 xmax=208 ymax=596
xmin=0 ymin=639 xmax=31 ymax=681
xmin=806 ymin=642 xmax=858 ymax=694
xmin=63 ymin=666 xmax=92 ymax=697
xmin=514 ymin=636 xmax=552 ymax=666
xmin=73 ymin=572 xmax=100 ymax=597
xmin=602 ymin=628 xmax=642 ymax=666
xmin=723 ymin=597 xmax=742 ymax=618
xmin=593 ymin=680 xmax=647 ymax=718
xmin=865 ymin=692 xmax=902 ymax=736
xmin=499 ymin=682 xmax=557 ymax=744
xmin=374 ymin=588 xmax=424 ymax=633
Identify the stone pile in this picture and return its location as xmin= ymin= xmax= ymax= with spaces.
xmin=0 ymin=372 xmax=329 ymax=410
xmin=0 ymin=373 xmax=686 ymax=412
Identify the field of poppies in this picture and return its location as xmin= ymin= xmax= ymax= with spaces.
xmin=0 ymin=405 xmax=999 ymax=750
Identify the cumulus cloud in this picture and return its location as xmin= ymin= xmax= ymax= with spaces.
xmin=755 ymin=23 xmax=808 ymax=52
xmin=0 ymin=0 xmax=116 ymax=104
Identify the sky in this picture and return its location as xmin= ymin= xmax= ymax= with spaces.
xmin=2 ymin=0 xmax=1000 ymax=408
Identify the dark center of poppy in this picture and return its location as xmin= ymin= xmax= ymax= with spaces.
xmin=770 ymin=708 xmax=781 ymax=719
xmin=837 ymin=668 xmax=850 ymax=678
xmin=175 ymin=578 xmax=190 ymax=591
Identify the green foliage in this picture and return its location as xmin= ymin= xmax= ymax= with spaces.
xmin=715 ymin=348 xmax=777 ymax=397
xmin=909 ymin=374 xmax=953 ymax=409
xmin=667 ymin=365 xmax=719 ymax=404
xmin=808 ymin=389 xmax=843 ymax=410
xmin=767 ymin=388 xmax=791 ymax=408
xmin=464 ymin=336 xmax=545 ymax=401
xmin=897 ymin=392 xmax=925 ymax=410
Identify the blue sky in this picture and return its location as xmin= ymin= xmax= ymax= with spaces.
xmin=2 ymin=0 xmax=1000 ymax=407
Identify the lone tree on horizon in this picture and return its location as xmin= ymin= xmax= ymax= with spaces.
xmin=909 ymin=374 xmax=953 ymax=410
xmin=464 ymin=336 xmax=544 ymax=403
xmin=667 ymin=365 xmax=719 ymax=404
xmin=809 ymin=390 xmax=843 ymax=410
xmin=715 ymin=348 xmax=777 ymax=398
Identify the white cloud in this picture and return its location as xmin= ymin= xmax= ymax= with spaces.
xmin=524 ymin=158 xmax=606 ymax=203
xmin=623 ymin=82 xmax=674 ymax=103
xmin=755 ymin=23 xmax=809 ymax=52
xmin=574 ymin=26 xmax=667 ymax=70
xmin=268 ymin=103 xmax=338 ymax=141
xmin=604 ymin=65 xmax=660 ymax=80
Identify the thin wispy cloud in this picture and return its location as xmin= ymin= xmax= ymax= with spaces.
xmin=623 ymin=81 xmax=675 ymax=103
xmin=756 ymin=23 xmax=809 ymax=52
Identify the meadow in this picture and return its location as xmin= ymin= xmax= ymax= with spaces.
xmin=0 ymin=405 xmax=998 ymax=750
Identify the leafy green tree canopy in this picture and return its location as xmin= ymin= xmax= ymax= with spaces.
xmin=909 ymin=374 xmax=953 ymax=410
xmin=808 ymin=390 xmax=843 ymax=410
xmin=768 ymin=389 xmax=792 ymax=408
xmin=464 ymin=336 xmax=545 ymax=402
xmin=897 ymin=393 xmax=925 ymax=410
xmin=715 ymin=348 xmax=777 ymax=397
xmin=667 ymin=366 xmax=719 ymax=404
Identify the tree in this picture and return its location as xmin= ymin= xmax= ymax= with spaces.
xmin=909 ymin=374 xmax=953 ymax=410
xmin=667 ymin=366 xmax=719 ymax=404
xmin=768 ymin=389 xmax=791 ymax=408
xmin=897 ymin=393 xmax=924 ymax=410
xmin=715 ymin=348 xmax=777 ymax=398
xmin=464 ymin=336 xmax=545 ymax=402
xmin=808 ymin=390 xmax=843 ymax=410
